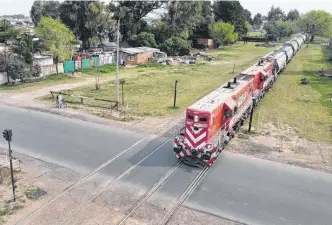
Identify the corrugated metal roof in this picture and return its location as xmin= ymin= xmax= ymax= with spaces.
xmin=120 ymin=46 xmax=160 ymax=54
xmin=120 ymin=48 xmax=145 ymax=54
xmin=136 ymin=46 xmax=160 ymax=52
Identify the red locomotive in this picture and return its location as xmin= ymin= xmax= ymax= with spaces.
xmin=173 ymin=32 xmax=310 ymax=168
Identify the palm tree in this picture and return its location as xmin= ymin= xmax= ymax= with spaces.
xmin=13 ymin=33 xmax=43 ymax=65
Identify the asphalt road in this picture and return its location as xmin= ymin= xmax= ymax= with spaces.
xmin=0 ymin=105 xmax=143 ymax=172
xmin=186 ymin=152 xmax=332 ymax=225
xmin=1 ymin=106 xmax=332 ymax=225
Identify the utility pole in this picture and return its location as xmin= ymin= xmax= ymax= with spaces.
xmin=116 ymin=19 xmax=120 ymax=104
xmin=248 ymin=103 xmax=254 ymax=133
xmin=3 ymin=129 xmax=16 ymax=202
xmin=173 ymin=80 xmax=178 ymax=108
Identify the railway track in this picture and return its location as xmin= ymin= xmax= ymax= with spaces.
xmin=15 ymin=116 xmax=185 ymax=225
xmin=58 ymin=134 xmax=178 ymax=225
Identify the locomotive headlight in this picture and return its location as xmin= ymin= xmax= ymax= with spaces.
xmin=194 ymin=115 xmax=199 ymax=122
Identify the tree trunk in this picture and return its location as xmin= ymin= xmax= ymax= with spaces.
xmin=56 ymin=62 xmax=59 ymax=75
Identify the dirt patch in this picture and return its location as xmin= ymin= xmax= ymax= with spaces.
xmin=229 ymin=122 xmax=332 ymax=173
xmin=167 ymin=206 xmax=244 ymax=225
xmin=0 ymin=153 xmax=80 ymax=225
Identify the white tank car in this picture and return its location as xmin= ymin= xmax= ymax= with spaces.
xmin=278 ymin=45 xmax=294 ymax=63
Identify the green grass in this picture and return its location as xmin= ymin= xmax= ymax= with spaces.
xmin=0 ymin=74 xmax=86 ymax=93
xmin=39 ymin=42 xmax=277 ymax=119
xmin=252 ymin=40 xmax=332 ymax=143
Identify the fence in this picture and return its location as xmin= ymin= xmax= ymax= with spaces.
xmin=50 ymin=91 xmax=119 ymax=110
xmin=63 ymin=53 xmax=115 ymax=73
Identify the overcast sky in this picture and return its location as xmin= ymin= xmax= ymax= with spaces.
xmin=0 ymin=0 xmax=331 ymax=17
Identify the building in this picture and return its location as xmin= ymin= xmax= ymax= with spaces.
xmin=99 ymin=41 xmax=117 ymax=52
xmin=119 ymin=46 xmax=162 ymax=65
xmin=192 ymin=38 xmax=214 ymax=49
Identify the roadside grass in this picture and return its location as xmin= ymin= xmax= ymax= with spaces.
xmin=39 ymin=42 xmax=277 ymax=118
xmin=252 ymin=41 xmax=332 ymax=144
xmin=0 ymin=74 xmax=86 ymax=93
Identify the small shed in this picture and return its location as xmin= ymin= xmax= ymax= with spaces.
xmin=119 ymin=46 xmax=161 ymax=65
xmin=192 ymin=38 xmax=214 ymax=49
xmin=99 ymin=42 xmax=117 ymax=52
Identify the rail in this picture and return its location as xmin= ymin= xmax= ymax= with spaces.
xmin=50 ymin=91 xmax=119 ymax=110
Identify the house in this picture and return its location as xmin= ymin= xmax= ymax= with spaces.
xmin=99 ymin=41 xmax=117 ymax=52
xmin=119 ymin=46 xmax=162 ymax=65
xmin=192 ymin=38 xmax=214 ymax=49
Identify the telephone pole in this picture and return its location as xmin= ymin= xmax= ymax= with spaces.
xmin=116 ymin=19 xmax=120 ymax=104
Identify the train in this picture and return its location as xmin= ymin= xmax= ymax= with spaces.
xmin=173 ymin=32 xmax=311 ymax=168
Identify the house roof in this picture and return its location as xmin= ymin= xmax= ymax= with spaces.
xmin=136 ymin=46 xmax=160 ymax=52
xmin=120 ymin=46 xmax=161 ymax=55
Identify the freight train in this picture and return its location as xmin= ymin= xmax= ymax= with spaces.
xmin=173 ymin=32 xmax=311 ymax=168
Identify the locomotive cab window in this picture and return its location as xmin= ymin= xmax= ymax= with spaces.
xmin=223 ymin=109 xmax=230 ymax=119
xmin=199 ymin=116 xmax=208 ymax=122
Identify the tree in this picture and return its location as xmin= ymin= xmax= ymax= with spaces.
xmin=276 ymin=20 xmax=293 ymax=37
xmin=13 ymin=33 xmax=42 ymax=65
xmin=30 ymin=1 xmax=60 ymax=26
xmin=35 ymin=17 xmax=75 ymax=74
xmin=210 ymin=22 xmax=238 ymax=45
xmin=0 ymin=19 xmax=19 ymax=43
xmin=212 ymin=1 xmax=248 ymax=38
xmin=128 ymin=32 xmax=158 ymax=48
xmin=192 ymin=1 xmax=213 ymax=38
xmin=286 ymin=9 xmax=299 ymax=21
xmin=213 ymin=1 xmax=244 ymax=24
xmin=253 ymin=13 xmax=263 ymax=30
xmin=296 ymin=10 xmax=332 ymax=38
xmin=263 ymin=20 xmax=279 ymax=41
xmin=267 ymin=6 xmax=286 ymax=21
xmin=160 ymin=36 xmax=190 ymax=56
xmin=162 ymin=1 xmax=202 ymax=40
xmin=109 ymin=1 xmax=165 ymax=41
xmin=59 ymin=1 xmax=113 ymax=50
xmin=243 ymin=9 xmax=252 ymax=25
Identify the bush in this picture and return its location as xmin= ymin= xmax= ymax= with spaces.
xmin=128 ymin=32 xmax=158 ymax=48
xmin=7 ymin=60 xmax=42 ymax=83
xmin=160 ymin=37 xmax=190 ymax=56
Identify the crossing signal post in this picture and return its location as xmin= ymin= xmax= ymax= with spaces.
xmin=3 ymin=129 xmax=16 ymax=202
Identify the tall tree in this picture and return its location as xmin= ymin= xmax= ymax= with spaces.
xmin=286 ymin=9 xmax=300 ymax=21
xmin=192 ymin=1 xmax=213 ymax=38
xmin=163 ymin=1 xmax=202 ymax=40
xmin=30 ymin=1 xmax=60 ymax=26
xmin=243 ymin=9 xmax=252 ymax=25
xmin=59 ymin=1 xmax=113 ymax=50
xmin=253 ymin=13 xmax=263 ymax=30
xmin=212 ymin=1 xmax=248 ymax=37
xmin=267 ymin=6 xmax=286 ymax=21
xmin=213 ymin=1 xmax=244 ymax=24
xmin=108 ymin=1 xmax=165 ymax=41
xmin=296 ymin=10 xmax=332 ymax=38
xmin=35 ymin=17 xmax=75 ymax=74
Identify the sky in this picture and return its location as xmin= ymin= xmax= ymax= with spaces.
xmin=0 ymin=0 xmax=331 ymax=17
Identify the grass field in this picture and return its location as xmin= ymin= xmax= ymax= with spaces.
xmin=39 ymin=42 xmax=279 ymax=119
xmin=252 ymin=40 xmax=332 ymax=143
xmin=0 ymin=74 xmax=86 ymax=93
